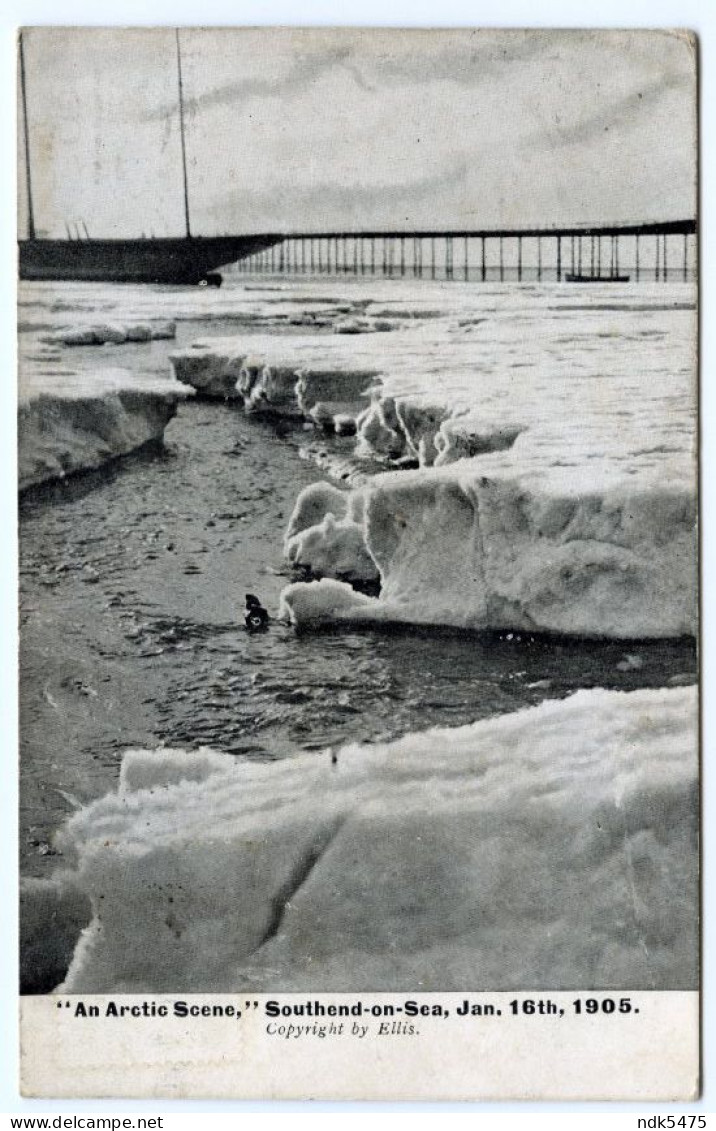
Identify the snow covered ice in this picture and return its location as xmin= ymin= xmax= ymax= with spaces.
xmin=282 ymin=464 xmax=696 ymax=637
xmin=37 ymin=685 xmax=696 ymax=993
xmin=18 ymin=365 xmax=191 ymax=491
xmin=284 ymin=483 xmax=378 ymax=585
xmin=43 ymin=320 xmax=176 ymax=347
xmin=187 ymin=280 xmax=698 ymax=640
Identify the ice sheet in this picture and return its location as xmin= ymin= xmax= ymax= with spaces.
xmin=48 ymin=685 xmax=696 ymax=993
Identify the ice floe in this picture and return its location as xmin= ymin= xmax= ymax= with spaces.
xmin=18 ymin=367 xmax=191 ymax=491
xmin=42 ymin=685 xmax=696 ymax=992
xmin=43 ymin=320 xmax=176 ymax=347
xmin=221 ymin=284 xmax=695 ymax=639
xmin=284 ymin=483 xmax=379 ymax=585
xmin=282 ymin=465 xmax=696 ymax=637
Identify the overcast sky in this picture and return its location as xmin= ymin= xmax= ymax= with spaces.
xmin=18 ymin=27 xmax=697 ymax=238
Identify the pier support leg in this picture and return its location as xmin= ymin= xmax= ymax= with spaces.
xmin=655 ymin=235 xmax=659 ymax=282
xmin=663 ymin=234 xmax=668 ymax=282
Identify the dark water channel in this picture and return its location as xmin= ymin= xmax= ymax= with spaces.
xmin=19 ymin=397 xmax=697 ymax=877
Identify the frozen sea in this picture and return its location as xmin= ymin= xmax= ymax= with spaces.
xmin=18 ymin=274 xmax=698 ymax=877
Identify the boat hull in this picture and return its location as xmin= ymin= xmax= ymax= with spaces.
xmin=565 ymin=273 xmax=631 ymax=283
xmin=18 ymin=235 xmax=280 ymax=285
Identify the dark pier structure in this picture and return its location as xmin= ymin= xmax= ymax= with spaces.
xmin=235 ymin=219 xmax=696 ymax=284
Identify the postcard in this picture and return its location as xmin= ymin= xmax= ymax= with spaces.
xmin=17 ymin=26 xmax=698 ymax=1101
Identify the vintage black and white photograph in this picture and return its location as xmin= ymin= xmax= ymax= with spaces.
xmin=17 ymin=25 xmax=698 ymax=1098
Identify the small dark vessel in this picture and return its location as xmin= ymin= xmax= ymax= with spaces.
xmin=244 ymin=594 xmax=269 ymax=633
xmin=18 ymin=31 xmax=279 ymax=285
xmin=565 ymin=273 xmax=630 ymax=283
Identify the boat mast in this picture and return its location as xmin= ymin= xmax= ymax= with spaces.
xmin=175 ymin=28 xmax=192 ymax=239
xmin=19 ymin=31 xmax=36 ymax=241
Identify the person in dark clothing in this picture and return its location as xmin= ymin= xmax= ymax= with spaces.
xmin=244 ymin=593 xmax=269 ymax=632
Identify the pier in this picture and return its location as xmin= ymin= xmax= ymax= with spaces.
xmin=234 ymin=219 xmax=697 ymax=283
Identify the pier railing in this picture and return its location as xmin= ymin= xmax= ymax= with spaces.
xmin=233 ymin=220 xmax=697 ymax=283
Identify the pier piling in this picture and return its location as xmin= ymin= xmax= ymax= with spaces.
xmin=236 ymin=220 xmax=694 ymax=283
xmin=663 ymin=234 xmax=667 ymax=283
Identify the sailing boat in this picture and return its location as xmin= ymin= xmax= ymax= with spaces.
xmin=18 ymin=30 xmax=278 ymax=285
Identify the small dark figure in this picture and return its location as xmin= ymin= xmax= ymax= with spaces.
xmin=244 ymin=593 xmax=269 ymax=633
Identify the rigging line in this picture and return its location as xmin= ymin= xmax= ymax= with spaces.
xmin=175 ymin=28 xmax=192 ymax=238
xmin=19 ymin=32 xmax=36 ymax=240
